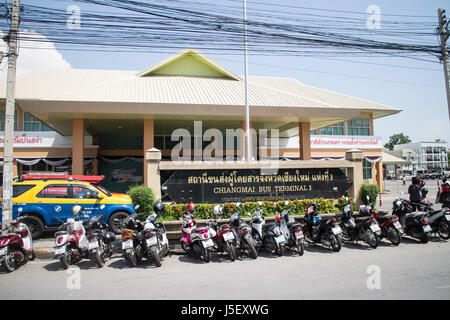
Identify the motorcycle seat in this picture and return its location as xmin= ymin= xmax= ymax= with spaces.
xmin=287 ymin=221 xmax=301 ymax=228
xmin=262 ymin=222 xmax=277 ymax=231
xmin=192 ymin=227 xmax=209 ymax=234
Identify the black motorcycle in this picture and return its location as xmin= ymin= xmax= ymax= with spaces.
xmin=229 ymin=203 xmax=258 ymax=259
xmin=418 ymin=191 xmax=450 ymax=240
xmin=119 ymin=213 xmax=148 ymax=267
xmin=393 ymin=198 xmax=432 ymax=243
xmin=85 ymin=214 xmax=116 ymax=268
xmin=303 ymin=202 xmax=342 ymax=252
xmin=338 ymin=203 xmax=381 ymax=249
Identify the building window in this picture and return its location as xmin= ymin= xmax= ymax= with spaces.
xmin=0 ymin=109 xmax=18 ymax=131
xmin=319 ymin=122 xmax=344 ymax=135
xmin=363 ymin=159 xmax=372 ymax=180
xmin=23 ymin=113 xmax=53 ymax=131
xmin=347 ymin=118 xmax=370 ymax=136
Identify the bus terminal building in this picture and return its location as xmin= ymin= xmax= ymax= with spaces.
xmin=0 ymin=49 xmax=401 ymax=202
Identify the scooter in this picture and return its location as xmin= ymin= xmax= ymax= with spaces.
xmin=210 ymin=205 xmax=237 ymax=261
xmin=392 ymin=197 xmax=432 ymax=243
xmin=418 ymin=188 xmax=450 ymax=240
xmin=85 ymin=214 xmax=116 ymax=268
xmin=142 ymin=201 xmax=170 ymax=267
xmin=54 ymin=206 xmax=90 ymax=270
xmin=339 ymin=200 xmax=382 ymax=249
xmin=120 ymin=213 xmax=149 ymax=267
xmin=0 ymin=215 xmax=35 ymax=272
xmin=229 ymin=203 xmax=258 ymax=259
xmin=277 ymin=201 xmax=305 ymax=255
xmin=250 ymin=202 xmax=286 ymax=256
xmin=303 ymin=202 xmax=342 ymax=252
xmin=180 ymin=210 xmax=216 ymax=263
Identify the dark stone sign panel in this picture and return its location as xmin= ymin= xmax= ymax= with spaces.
xmin=162 ymin=168 xmax=352 ymax=204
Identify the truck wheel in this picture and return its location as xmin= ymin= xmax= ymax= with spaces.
xmin=22 ymin=215 xmax=44 ymax=240
xmin=108 ymin=212 xmax=129 ymax=234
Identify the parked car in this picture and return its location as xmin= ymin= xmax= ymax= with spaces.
xmin=0 ymin=178 xmax=135 ymax=239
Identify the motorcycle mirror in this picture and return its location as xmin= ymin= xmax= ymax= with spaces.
xmin=134 ymin=204 xmax=140 ymax=210
xmin=258 ymin=201 xmax=263 ymax=206
xmin=284 ymin=201 xmax=289 ymax=205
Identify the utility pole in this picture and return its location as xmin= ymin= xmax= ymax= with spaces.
xmin=1 ymin=0 xmax=20 ymax=230
xmin=243 ymin=0 xmax=250 ymax=161
xmin=437 ymin=8 xmax=450 ymax=123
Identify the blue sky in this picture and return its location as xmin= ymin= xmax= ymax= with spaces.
xmin=11 ymin=0 xmax=450 ymax=146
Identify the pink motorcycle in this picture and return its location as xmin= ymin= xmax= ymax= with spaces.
xmin=180 ymin=207 xmax=216 ymax=263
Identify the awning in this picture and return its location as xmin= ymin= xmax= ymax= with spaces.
xmin=381 ymin=152 xmax=411 ymax=165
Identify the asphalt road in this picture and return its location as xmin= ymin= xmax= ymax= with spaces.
xmin=1 ymin=235 xmax=450 ymax=300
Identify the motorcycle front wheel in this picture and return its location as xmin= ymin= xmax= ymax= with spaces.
xmin=438 ymin=220 xmax=450 ymax=240
xmin=364 ymin=228 xmax=379 ymax=249
xmin=273 ymin=238 xmax=284 ymax=257
xmin=150 ymin=245 xmax=162 ymax=267
xmin=60 ymin=253 xmax=70 ymax=270
xmin=296 ymin=239 xmax=305 ymax=256
xmin=387 ymin=225 xmax=401 ymax=246
xmin=3 ymin=251 xmax=16 ymax=272
xmin=94 ymin=241 xmax=106 ymax=268
xmin=245 ymin=236 xmax=258 ymax=259
xmin=225 ymin=241 xmax=236 ymax=262
xmin=125 ymin=248 xmax=137 ymax=268
xmin=202 ymin=246 xmax=211 ymax=263
xmin=329 ymin=232 xmax=342 ymax=252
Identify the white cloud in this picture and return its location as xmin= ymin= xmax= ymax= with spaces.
xmin=0 ymin=29 xmax=71 ymax=77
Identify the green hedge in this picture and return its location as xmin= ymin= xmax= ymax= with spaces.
xmin=139 ymin=197 xmax=354 ymax=221
xmin=128 ymin=185 xmax=156 ymax=217
xmin=360 ymin=184 xmax=379 ymax=206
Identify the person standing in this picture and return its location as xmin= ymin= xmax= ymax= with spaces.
xmin=408 ymin=176 xmax=422 ymax=211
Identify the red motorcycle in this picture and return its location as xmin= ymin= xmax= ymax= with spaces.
xmin=0 ymin=216 xmax=36 ymax=272
xmin=360 ymin=196 xmax=404 ymax=246
xmin=209 ymin=205 xmax=237 ymax=261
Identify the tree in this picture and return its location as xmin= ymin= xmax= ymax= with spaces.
xmin=384 ymin=133 xmax=411 ymax=150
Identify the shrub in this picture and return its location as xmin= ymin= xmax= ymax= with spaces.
xmin=360 ymin=184 xmax=379 ymax=206
xmin=128 ymin=185 xmax=156 ymax=218
xmin=162 ymin=198 xmax=351 ymax=221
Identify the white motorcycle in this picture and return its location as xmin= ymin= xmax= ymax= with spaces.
xmin=142 ymin=201 xmax=170 ymax=267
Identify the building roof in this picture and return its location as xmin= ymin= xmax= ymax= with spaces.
xmin=0 ymin=49 xmax=401 ymax=136
xmin=382 ymin=151 xmax=411 ymax=165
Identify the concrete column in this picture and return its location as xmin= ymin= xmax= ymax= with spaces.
xmin=146 ymin=148 xmax=162 ymax=200
xmin=17 ymin=108 xmax=23 ymax=131
xmin=92 ymin=158 xmax=98 ymax=175
xmin=376 ymin=160 xmax=384 ymax=193
xmin=143 ymin=119 xmax=154 ymax=185
xmin=345 ymin=149 xmax=364 ymax=206
xmin=298 ymin=122 xmax=311 ymax=160
xmin=72 ymin=119 xmax=84 ymax=175
xmin=369 ymin=113 xmax=374 ymax=136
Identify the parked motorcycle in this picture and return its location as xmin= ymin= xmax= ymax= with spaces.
xmin=277 ymin=201 xmax=305 ymax=255
xmin=209 ymin=205 xmax=237 ymax=261
xmin=120 ymin=212 xmax=162 ymax=267
xmin=54 ymin=205 xmax=90 ymax=269
xmin=418 ymin=188 xmax=450 ymax=240
xmin=180 ymin=202 xmax=216 ymax=263
xmin=338 ymin=199 xmax=382 ymax=249
xmin=0 ymin=215 xmax=35 ymax=272
xmin=360 ymin=196 xmax=404 ymax=246
xmin=141 ymin=201 xmax=170 ymax=267
xmin=229 ymin=203 xmax=258 ymax=259
xmin=250 ymin=202 xmax=286 ymax=256
xmin=303 ymin=202 xmax=342 ymax=252
xmin=392 ymin=197 xmax=432 ymax=243
xmin=84 ymin=213 xmax=116 ymax=268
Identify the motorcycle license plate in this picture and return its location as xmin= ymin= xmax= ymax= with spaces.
xmin=274 ymin=235 xmax=286 ymax=244
xmin=370 ymin=224 xmax=381 ymax=233
xmin=55 ymin=246 xmax=66 ymax=255
xmin=423 ymin=225 xmax=432 ymax=232
xmin=146 ymin=237 xmax=157 ymax=247
xmin=393 ymin=221 xmax=402 ymax=230
xmin=445 ymin=215 xmax=450 ymax=221
xmin=0 ymin=247 xmax=7 ymax=256
xmin=332 ymin=226 xmax=342 ymax=235
xmin=122 ymin=239 xmax=133 ymax=250
xmin=223 ymin=232 xmax=234 ymax=241
xmin=295 ymin=231 xmax=304 ymax=239
xmin=202 ymin=239 xmax=214 ymax=248
xmin=88 ymin=241 xmax=99 ymax=250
